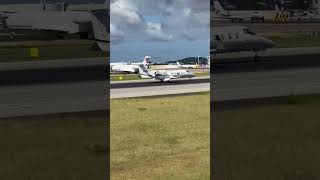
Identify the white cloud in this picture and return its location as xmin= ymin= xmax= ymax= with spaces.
xmin=145 ymin=22 xmax=174 ymax=41
xmin=110 ymin=0 xmax=209 ymax=44
xmin=110 ymin=23 xmax=124 ymax=44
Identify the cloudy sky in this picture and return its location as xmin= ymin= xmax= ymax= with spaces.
xmin=110 ymin=0 xmax=210 ymax=62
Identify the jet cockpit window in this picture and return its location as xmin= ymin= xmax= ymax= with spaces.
xmin=235 ymin=33 xmax=239 ymax=39
xmin=215 ymin=35 xmax=221 ymax=41
xmin=243 ymin=28 xmax=256 ymax=35
xmin=220 ymin=34 xmax=225 ymax=40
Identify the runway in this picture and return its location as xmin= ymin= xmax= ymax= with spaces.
xmin=0 ymin=57 xmax=106 ymax=71
xmin=213 ymin=48 xmax=320 ymax=73
xmin=111 ymin=83 xmax=209 ymax=99
xmin=0 ymin=78 xmax=210 ymax=118
xmin=3 ymin=52 xmax=320 ymax=117
xmin=213 ymin=47 xmax=320 ymax=60
xmin=0 ymin=57 xmax=107 ymax=86
xmin=111 ymin=76 xmax=210 ymax=89
xmin=212 ymin=22 xmax=320 ymax=33
xmin=0 ymin=81 xmax=108 ymax=118
xmin=4 ymin=65 xmax=320 ymax=118
xmin=213 ymin=67 xmax=320 ymax=101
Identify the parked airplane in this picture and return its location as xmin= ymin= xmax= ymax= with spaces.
xmin=0 ymin=1 xmax=109 ymax=52
xmin=137 ymin=64 xmax=195 ymax=82
xmin=110 ymin=62 xmax=128 ymax=67
xmin=111 ymin=64 xmax=139 ymax=73
xmin=213 ymin=0 xmax=265 ymax=22
xmin=211 ymin=26 xmax=275 ymax=59
xmin=0 ymin=0 xmax=108 ymax=12
xmin=111 ymin=56 xmax=152 ymax=73
xmin=176 ymin=61 xmax=198 ymax=69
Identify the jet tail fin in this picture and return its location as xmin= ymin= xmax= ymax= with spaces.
xmin=313 ymin=0 xmax=320 ymax=13
xmin=40 ymin=0 xmax=46 ymax=10
xmin=213 ymin=1 xmax=226 ymax=14
xmin=137 ymin=64 xmax=153 ymax=78
xmin=91 ymin=11 xmax=109 ymax=52
xmin=104 ymin=0 xmax=110 ymax=10
xmin=275 ymin=3 xmax=279 ymax=11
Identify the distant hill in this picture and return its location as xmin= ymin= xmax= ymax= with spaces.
xmin=166 ymin=57 xmax=208 ymax=65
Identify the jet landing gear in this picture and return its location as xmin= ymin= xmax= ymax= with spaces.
xmin=253 ymin=51 xmax=260 ymax=62
xmin=160 ymin=79 xmax=169 ymax=83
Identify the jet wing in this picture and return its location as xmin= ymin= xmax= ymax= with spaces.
xmin=169 ymin=75 xmax=179 ymax=79
xmin=154 ymin=74 xmax=171 ymax=81
xmin=163 ymin=77 xmax=172 ymax=82
xmin=215 ymin=13 xmax=263 ymax=21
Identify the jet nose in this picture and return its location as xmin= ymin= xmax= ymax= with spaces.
xmin=262 ymin=37 xmax=276 ymax=49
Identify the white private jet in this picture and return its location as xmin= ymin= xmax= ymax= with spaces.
xmin=0 ymin=1 xmax=109 ymax=52
xmin=137 ymin=64 xmax=195 ymax=82
xmin=211 ymin=26 xmax=275 ymax=59
xmin=213 ymin=0 xmax=265 ymax=22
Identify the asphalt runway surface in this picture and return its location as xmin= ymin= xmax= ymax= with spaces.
xmin=110 ymin=76 xmax=210 ymax=89
xmin=111 ymin=83 xmax=209 ymax=99
xmin=213 ymin=52 xmax=320 ymax=73
xmin=4 ymin=65 xmax=320 ymax=117
xmin=0 ymin=58 xmax=107 ymax=86
xmin=3 ymin=52 xmax=320 ymax=117
xmin=0 ymin=81 xmax=108 ymax=118
xmin=0 ymin=79 xmax=209 ymax=118
xmin=213 ymin=67 xmax=320 ymax=102
xmin=212 ymin=22 xmax=320 ymax=33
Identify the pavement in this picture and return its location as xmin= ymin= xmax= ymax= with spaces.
xmin=213 ymin=47 xmax=320 ymax=60
xmin=213 ymin=67 xmax=320 ymax=101
xmin=213 ymin=50 xmax=320 ymax=73
xmin=0 ymin=57 xmax=106 ymax=71
xmin=111 ymin=83 xmax=209 ymax=99
xmin=212 ymin=22 xmax=320 ymax=33
xmin=111 ymin=76 xmax=210 ymax=88
xmin=0 ymin=81 xmax=108 ymax=118
xmin=0 ymin=58 xmax=107 ymax=86
xmin=3 ymin=51 xmax=320 ymax=117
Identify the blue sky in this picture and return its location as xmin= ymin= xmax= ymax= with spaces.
xmin=110 ymin=0 xmax=210 ymax=62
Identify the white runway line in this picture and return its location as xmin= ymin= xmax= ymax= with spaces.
xmin=111 ymin=83 xmax=210 ymax=99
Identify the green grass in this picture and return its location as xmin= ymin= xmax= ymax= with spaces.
xmin=215 ymin=94 xmax=320 ymax=180
xmin=111 ymin=93 xmax=210 ymax=180
xmin=0 ymin=40 xmax=108 ymax=62
xmin=0 ymin=111 xmax=108 ymax=180
xmin=262 ymin=32 xmax=320 ymax=48
xmin=193 ymin=71 xmax=210 ymax=77
xmin=110 ymin=74 xmax=140 ymax=81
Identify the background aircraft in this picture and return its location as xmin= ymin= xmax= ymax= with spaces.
xmin=111 ymin=56 xmax=152 ymax=73
xmin=176 ymin=61 xmax=199 ymax=69
xmin=0 ymin=0 xmax=109 ymax=52
xmin=211 ymin=26 xmax=275 ymax=58
xmin=213 ymin=0 xmax=265 ymax=22
xmin=0 ymin=0 xmax=109 ymax=12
